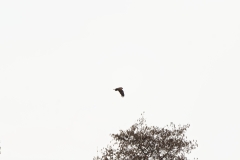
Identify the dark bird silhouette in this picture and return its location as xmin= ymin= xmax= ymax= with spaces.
xmin=114 ymin=87 xmax=124 ymax=97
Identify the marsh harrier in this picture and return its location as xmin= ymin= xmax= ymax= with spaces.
xmin=114 ymin=87 xmax=124 ymax=97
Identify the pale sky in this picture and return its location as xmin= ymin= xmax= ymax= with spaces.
xmin=0 ymin=0 xmax=240 ymax=159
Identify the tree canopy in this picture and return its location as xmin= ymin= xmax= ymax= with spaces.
xmin=94 ymin=114 xmax=198 ymax=160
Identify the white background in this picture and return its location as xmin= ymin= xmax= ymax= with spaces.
xmin=0 ymin=0 xmax=240 ymax=159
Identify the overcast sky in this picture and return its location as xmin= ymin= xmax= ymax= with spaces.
xmin=0 ymin=0 xmax=240 ymax=159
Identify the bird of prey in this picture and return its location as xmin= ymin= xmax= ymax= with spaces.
xmin=114 ymin=87 xmax=124 ymax=97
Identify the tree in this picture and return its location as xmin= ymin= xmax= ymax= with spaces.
xmin=94 ymin=113 xmax=198 ymax=160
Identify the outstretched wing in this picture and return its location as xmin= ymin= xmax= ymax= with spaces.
xmin=118 ymin=89 xmax=124 ymax=97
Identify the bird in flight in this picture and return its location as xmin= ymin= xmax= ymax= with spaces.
xmin=114 ymin=87 xmax=124 ymax=97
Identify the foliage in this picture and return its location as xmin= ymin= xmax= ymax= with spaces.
xmin=94 ymin=113 xmax=198 ymax=160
